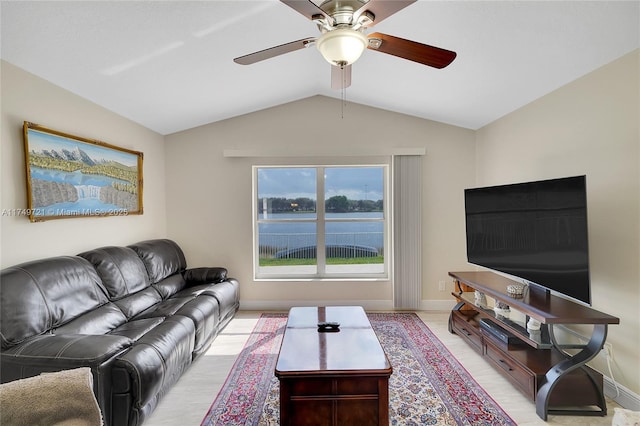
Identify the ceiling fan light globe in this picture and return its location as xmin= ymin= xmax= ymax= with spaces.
xmin=316 ymin=28 xmax=368 ymax=66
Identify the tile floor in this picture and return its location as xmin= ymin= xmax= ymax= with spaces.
xmin=145 ymin=311 xmax=618 ymax=426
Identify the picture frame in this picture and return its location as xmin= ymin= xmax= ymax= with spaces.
xmin=22 ymin=122 xmax=143 ymax=222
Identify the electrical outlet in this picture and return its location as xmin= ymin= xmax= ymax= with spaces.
xmin=438 ymin=281 xmax=446 ymax=291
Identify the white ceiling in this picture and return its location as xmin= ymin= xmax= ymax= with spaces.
xmin=1 ymin=1 xmax=638 ymax=135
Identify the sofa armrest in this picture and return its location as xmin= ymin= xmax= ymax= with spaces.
xmin=183 ymin=267 xmax=227 ymax=285
xmin=1 ymin=334 xmax=132 ymax=382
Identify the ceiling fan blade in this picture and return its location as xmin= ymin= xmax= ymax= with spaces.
xmin=354 ymin=0 xmax=416 ymax=27
xmin=367 ymin=32 xmax=456 ymax=68
xmin=280 ymin=0 xmax=331 ymax=21
xmin=331 ymin=64 xmax=352 ymax=90
xmin=234 ymin=37 xmax=316 ymax=65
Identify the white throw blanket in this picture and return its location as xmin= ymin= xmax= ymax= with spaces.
xmin=0 ymin=367 xmax=103 ymax=426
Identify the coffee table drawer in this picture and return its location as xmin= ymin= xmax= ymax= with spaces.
xmin=289 ymin=376 xmax=380 ymax=396
xmin=285 ymin=399 xmax=379 ymax=426
xmin=281 ymin=375 xmax=388 ymax=426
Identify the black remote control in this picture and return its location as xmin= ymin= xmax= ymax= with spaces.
xmin=317 ymin=321 xmax=340 ymax=332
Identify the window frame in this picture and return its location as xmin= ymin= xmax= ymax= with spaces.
xmin=253 ymin=164 xmax=389 ymax=281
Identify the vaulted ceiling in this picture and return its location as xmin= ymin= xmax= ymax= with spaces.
xmin=1 ymin=1 xmax=638 ymax=135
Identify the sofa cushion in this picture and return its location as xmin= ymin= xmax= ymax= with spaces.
xmin=1 ymin=334 xmax=133 ymax=375
xmin=108 ymin=318 xmax=165 ymax=341
xmin=175 ymin=279 xmax=239 ymax=324
xmin=128 ymin=239 xmax=187 ymax=284
xmin=208 ymin=280 xmax=240 ymax=319
xmin=134 ymin=297 xmax=195 ymax=319
xmin=78 ymin=246 xmax=150 ymax=299
xmin=133 ymin=296 xmax=220 ymax=355
xmin=175 ymin=297 xmax=220 ymax=355
xmin=0 ymin=256 xmax=108 ymax=349
xmin=153 ymin=274 xmax=187 ymax=300
xmin=112 ymin=315 xmax=194 ymax=409
xmin=113 ymin=288 xmax=162 ymax=320
xmin=53 ymin=302 xmax=127 ymax=335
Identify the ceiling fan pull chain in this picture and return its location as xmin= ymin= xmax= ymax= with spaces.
xmin=341 ymin=63 xmax=346 ymax=119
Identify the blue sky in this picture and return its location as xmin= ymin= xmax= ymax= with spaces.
xmin=257 ymin=167 xmax=384 ymax=201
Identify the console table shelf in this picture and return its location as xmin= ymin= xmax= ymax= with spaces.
xmin=453 ymin=291 xmax=553 ymax=349
xmin=448 ymin=271 xmax=619 ymax=420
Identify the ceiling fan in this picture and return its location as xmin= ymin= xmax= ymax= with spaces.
xmin=233 ymin=0 xmax=457 ymax=89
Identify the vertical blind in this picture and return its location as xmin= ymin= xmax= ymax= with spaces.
xmin=393 ymin=155 xmax=422 ymax=309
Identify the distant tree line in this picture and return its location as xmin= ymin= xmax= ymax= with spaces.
xmin=259 ymin=196 xmax=383 ymax=213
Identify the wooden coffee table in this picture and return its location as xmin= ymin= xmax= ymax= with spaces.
xmin=275 ymin=306 xmax=392 ymax=426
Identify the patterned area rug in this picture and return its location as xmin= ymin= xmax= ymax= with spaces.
xmin=201 ymin=313 xmax=515 ymax=426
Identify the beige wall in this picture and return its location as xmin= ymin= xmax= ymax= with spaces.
xmin=0 ymin=61 xmax=167 ymax=266
xmin=475 ymin=50 xmax=640 ymax=397
xmin=165 ymin=96 xmax=476 ymax=310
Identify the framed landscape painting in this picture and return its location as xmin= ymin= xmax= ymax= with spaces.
xmin=22 ymin=122 xmax=143 ymax=222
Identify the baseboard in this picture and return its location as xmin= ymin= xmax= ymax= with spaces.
xmin=240 ymin=300 xmax=395 ymax=311
xmin=605 ymin=376 xmax=640 ymax=411
xmin=240 ymin=299 xmax=458 ymax=312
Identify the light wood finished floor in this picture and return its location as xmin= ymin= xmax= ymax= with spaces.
xmin=145 ymin=311 xmax=619 ymax=426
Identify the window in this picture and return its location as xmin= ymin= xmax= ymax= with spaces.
xmin=254 ymin=165 xmax=388 ymax=279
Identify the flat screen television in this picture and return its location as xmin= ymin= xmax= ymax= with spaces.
xmin=464 ymin=175 xmax=591 ymax=305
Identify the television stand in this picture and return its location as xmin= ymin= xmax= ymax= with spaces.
xmin=448 ymin=271 xmax=619 ymax=420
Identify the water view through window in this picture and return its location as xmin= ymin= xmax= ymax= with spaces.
xmin=255 ymin=166 xmax=387 ymax=279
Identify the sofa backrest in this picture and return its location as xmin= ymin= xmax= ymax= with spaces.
xmin=128 ymin=239 xmax=187 ymax=284
xmin=78 ymin=245 xmax=162 ymax=319
xmin=78 ymin=246 xmax=150 ymax=299
xmin=0 ymin=256 xmax=108 ymax=349
xmin=128 ymin=239 xmax=189 ymax=299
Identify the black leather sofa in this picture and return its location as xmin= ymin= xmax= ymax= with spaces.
xmin=0 ymin=239 xmax=239 ymax=426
